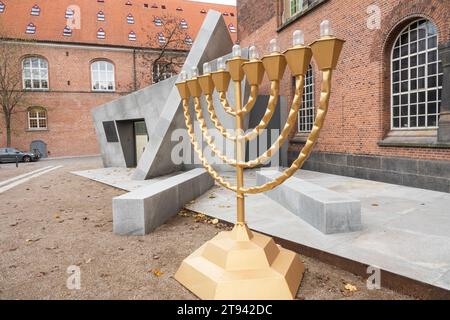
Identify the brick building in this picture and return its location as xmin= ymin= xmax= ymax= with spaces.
xmin=237 ymin=0 xmax=450 ymax=192
xmin=0 ymin=0 xmax=236 ymax=157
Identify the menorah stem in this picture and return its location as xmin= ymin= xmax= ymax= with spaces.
xmin=234 ymin=80 xmax=245 ymax=224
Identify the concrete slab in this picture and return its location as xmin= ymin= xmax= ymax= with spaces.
xmin=72 ymin=167 xmax=180 ymax=192
xmin=186 ymin=169 xmax=450 ymax=291
xmin=256 ymin=170 xmax=361 ymax=234
xmin=113 ymin=168 xmax=214 ymax=235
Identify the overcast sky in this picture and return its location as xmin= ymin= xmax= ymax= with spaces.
xmin=189 ymin=0 xmax=237 ymax=5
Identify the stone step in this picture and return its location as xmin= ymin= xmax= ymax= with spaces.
xmin=256 ymin=169 xmax=362 ymax=234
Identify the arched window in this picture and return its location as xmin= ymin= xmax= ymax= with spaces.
xmin=298 ymin=65 xmax=315 ymax=133
xmin=28 ymin=107 xmax=47 ymax=130
xmin=97 ymin=28 xmax=105 ymax=39
xmin=22 ymin=56 xmax=49 ymax=90
xmin=184 ymin=35 xmax=193 ymax=46
xmin=228 ymin=23 xmax=236 ymax=33
xmin=157 ymin=32 xmax=166 ymax=45
xmin=391 ymin=19 xmax=442 ymax=129
xmin=0 ymin=1 xmax=6 ymax=13
xmin=154 ymin=17 xmax=162 ymax=26
xmin=91 ymin=60 xmax=115 ymax=92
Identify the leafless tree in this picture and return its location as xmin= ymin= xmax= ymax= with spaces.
xmin=0 ymin=31 xmax=29 ymax=147
xmin=139 ymin=14 xmax=190 ymax=85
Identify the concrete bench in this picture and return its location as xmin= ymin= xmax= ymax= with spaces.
xmin=256 ymin=170 xmax=362 ymax=234
xmin=113 ymin=168 xmax=214 ymax=235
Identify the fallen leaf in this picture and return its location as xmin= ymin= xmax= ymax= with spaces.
xmin=54 ymin=214 xmax=60 ymax=219
xmin=85 ymin=258 xmax=93 ymax=264
xmin=371 ymin=203 xmax=379 ymax=207
xmin=25 ymin=238 xmax=41 ymax=243
xmin=9 ymin=222 xmax=18 ymax=227
xmin=208 ymin=194 xmax=216 ymax=199
xmin=148 ymin=268 xmax=163 ymax=277
xmin=211 ymin=218 xmax=219 ymax=225
xmin=344 ymin=283 xmax=357 ymax=292
xmin=152 ymin=255 xmax=160 ymax=260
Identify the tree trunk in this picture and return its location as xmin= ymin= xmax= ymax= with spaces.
xmin=5 ymin=115 xmax=11 ymax=147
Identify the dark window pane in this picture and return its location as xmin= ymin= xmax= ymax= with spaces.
xmin=419 ymin=92 xmax=426 ymax=102
xmin=410 ymin=80 xmax=417 ymax=90
xmin=410 ymin=30 xmax=417 ymax=41
xmin=428 ymin=90 xmax=437 ymax=102
xmin=428 ymin=50 xmax=437 ymax=63
xmin=393 ymin=83 xmax=399 ymax=94
xmin=401 ymin=70 xmax=408 ymax=80
xmin=410 ymin=104 xmax=417 ymax=115
xmin=401 ymin=33 xmax=408 ymax=44
xmin=401 ymin=81 xmax=408 ymax=92
xmin=428 ymin=76 xmax=437 ymax=88
xmin=427 ymin=115 xmax=437 ymax=127
xmin=418 ymin=116 xmax=425 ymax=126
xmin=393 ymin=96 xmax=400 ymax=105
xmin=418 ymin=104 xmax=426 ymax=115
xmin=393 ymin=72 xmax=399 ymax=82
xmin=411 ymin=68 xmax=417 ymax=78
xmin=393 ymin=107 xmax=399 ymax=117
xmin=428 ymin=102 xmax=437 ymax=114
xmin=393 ymin=118 xmax=400 ymax=128
xmin=401 ymin=117 xmax=408 ymax=127
xmin=401 ymin=58 xmax=408 ymax=69
xmin=401 ymin=105 xmax=408 ymax=116
xmin=401 ymin=45 xmax=408 ymax=56
xmin=410 ymin=55 xmax=417 ymax=67
xmin=418 ymin=54 xmax=426 ymax=65
xmin=393 ymin=48 xmax=400 ymax=59
xmin=410 ymin=93 xmax=417 ymax=103
xmin=418 ymin=39 xmax=426 ymax=51
xmin=418 ymin=78 xmax=425 ymax=89
xmin=410 ymin=117 xmax=417 ymax=127
xmin=428 ymin=63 xmax=437 ymax=76
xmin=428 ymin=36 xmax=437 ymax=49
xmin=401 ymin=94 xmax=408 ymax=104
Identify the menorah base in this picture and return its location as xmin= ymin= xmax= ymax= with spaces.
xmin=174 ymin=223 xmax=304 ymax=299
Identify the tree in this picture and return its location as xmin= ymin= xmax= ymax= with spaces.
xmin=139 ymin=14 xmax=190 ymax=86
xmin=0 ymin=35 xmax=28 ymax=147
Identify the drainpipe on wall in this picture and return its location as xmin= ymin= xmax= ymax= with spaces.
xmin=133 ymin=49 xmax=137 ymax=91
xmin=438 ymin=41 xmax=450 ymax=143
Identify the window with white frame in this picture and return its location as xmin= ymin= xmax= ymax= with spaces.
xmin=127 ymin=13 xmax=134 ymax=24
xmin=0 ymin=1 xmax=5 ymax=13
xmin=22 ymin=57 xmax=49 ymax=90
xmin=391 ymin=19 xmax=443 ymax=129
xmin=28 ymin=107 xmax=47 ymax=130
xmin=63 ymin=26 xmax=72 ymax=37
xmin=152 ymin=62 xmax=173 ymax=83
xmin=26 ymin=22 xmax=36 ymax=34
xmin=31 ymin=4 xmax=40 ymax=16
xmin=97 ymin=11 xmax=105 ymax=21
xmin=290 ymin=0 xmax=303 ymax=16
xmin=298 ymin=65 xmax=314 ymax=132
xmin=128 ymin=31 xmax=136 ymax=41
xmin=91 ymin=60 xmax=115 ymax=92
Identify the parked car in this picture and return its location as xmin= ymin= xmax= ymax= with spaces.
xmin=0 ymin=148 xmax=40 ymax=163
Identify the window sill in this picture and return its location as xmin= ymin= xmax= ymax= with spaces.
xmin=278 ymin=0 xmax=329 ymax=32
xmin=26 ymin=128 xmax=48 ymax=132
xmin=91 ymin=90 xmax=116 ymax=93
xmin=290 ymin=133 xmax=310 ymax=143
xmin=378 ymin=129 xmax=450 ymax=148
xmin=24 ymin=89 xmax=49 ymax=92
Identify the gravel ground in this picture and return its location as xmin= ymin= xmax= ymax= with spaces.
xmin=0 ymin=157 xmax=412 ymax=300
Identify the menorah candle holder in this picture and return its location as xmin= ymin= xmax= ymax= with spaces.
xmin=174 ymin=21 xmax=344 ymax=300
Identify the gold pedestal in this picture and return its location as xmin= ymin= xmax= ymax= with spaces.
xmin=174 ymin=224 xmax=304 ymax=300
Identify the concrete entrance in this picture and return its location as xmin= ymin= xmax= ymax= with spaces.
xmin=134 ymin=120 xmax=148 ymax=165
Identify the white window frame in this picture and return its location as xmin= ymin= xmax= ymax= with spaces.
xmin=97 ymin=11 xmax=105 ymax=21
xmin=390 ymin=19 xmax=443 ymax=130
xmin=28 ymin=107 xmax=47 ymax=130
xmin=298 ymin=64 xmax=315 ymax=133
xmin=22 ymin=57 xmax=49 ymax=90
xmin=91 ymin=61 xmax=115 ymax=92
xmin=31 ymin=5 xmax=40 ymax=16
xmin=127 ymin=14 xmax=134 ymax=24
xmin=290 ymin=0 xmax=303 ymax=17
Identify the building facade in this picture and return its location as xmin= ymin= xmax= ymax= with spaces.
xmin=0 ymin=0 xmax=236 ymax=157
xmin=237 ymin=0 xmax=450 ymax=192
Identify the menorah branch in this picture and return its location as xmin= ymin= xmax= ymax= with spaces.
xmin=240 ymin=69 xmax=333 ymax=194
xmin=181 ymin=98 xmax=237 ymax=192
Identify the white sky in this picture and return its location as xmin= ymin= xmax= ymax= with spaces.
xmin=189 ymin=0 xmax=237 ymax=5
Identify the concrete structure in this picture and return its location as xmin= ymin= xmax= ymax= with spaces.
xmin=113 ymin=168 xmax=213 ymax=235
xmin=256 ymin=170 xmax=361 ymax=234
xmin=0 ymin=0 xmax=237 ymax=157
xmin=237 ymin=0 xmax=450 ymax=192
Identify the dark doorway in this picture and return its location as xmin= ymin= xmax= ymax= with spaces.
xmin=30 ymin=140 xmax=47 ymax=158
xmin=116 ymin=119 xmax=148 ymax=167
xmin=134 ymin=120 xmax=148 ymax=165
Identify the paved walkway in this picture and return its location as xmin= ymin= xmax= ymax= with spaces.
xmin=186 ymin=169 xmax=450 ymax=291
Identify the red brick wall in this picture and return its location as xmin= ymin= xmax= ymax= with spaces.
xmin=238 ymin=0 xmax=450 ymax=161
xmin=0 ymin=42 xmax=186 ymax=157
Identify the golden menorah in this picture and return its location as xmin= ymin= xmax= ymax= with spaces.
xmin=174 ymin=20 xmax=344 ymax=300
